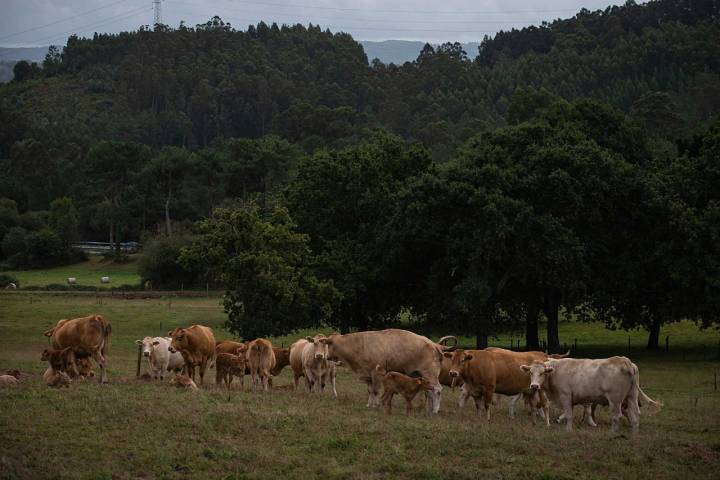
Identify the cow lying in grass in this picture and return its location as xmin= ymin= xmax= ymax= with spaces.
xmin=169 ymin=374 xmax=198 ymax=391
xmin=373 ymin=365 xmax=435 ymax=415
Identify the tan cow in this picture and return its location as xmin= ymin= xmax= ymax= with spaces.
xmin=44 ymin=314 xmax=111 ymax=383
xmin=520 ymin=357 xmax=662 ymax=432
xmin=216 ymin=340 xmax=246 ymax=355
xmin=43 ymin=367 xmax=71 ymax=388
xmin=0 ymin=375 xmax=18 ymax=386
xmin=289 ymin=338 xmax=309 ymax=389
xmin=41 ymin=347 xmax=78 ymax=376
xmin=323 ymin=329 xmax=447 ymax=413
xmin=246 ymin=338 xmax=275 ymax=391
xmin=168 ymin=325 xmax=216 ymax=386
xmin=300 ymin=335 xmax=337 ymax=397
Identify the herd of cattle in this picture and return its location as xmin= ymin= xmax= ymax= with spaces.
xmin=28 ymin=314 xmax=663 ymax=433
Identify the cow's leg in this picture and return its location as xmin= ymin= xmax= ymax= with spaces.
xmin=263 ymin=370 xmax=270 ymax=392
xmin=507 ymin=393 xmax=522 ymax=418
xmin=458 ymin=385 xmax=469 ymax=408
xmin=331 ymin=373 xmax=338 ymax=398
xmin=293 ymin=373 xmax=301 ymax=390
xmin=625 ymin=393 xmax=640 ymax=434
xmin=561 ymin=399 xmax=574 ymax=432
xmin=608 ymin=399 xmax=623 ymax=433
xmin=585 ymin=405 xmax=598 ymax=427
xmin=90 ymin=350 xmax=108 ymax=384
xmin=425 ymin=383 xmax=441 ymax=414
xmin=484 ymin=389 xmax=494 ymax=422
xmin=405 ymin=397 xmax=413 ymax=416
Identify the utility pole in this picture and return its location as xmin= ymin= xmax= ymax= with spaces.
xmin=153 ymin=0 xmax=162 ymax=26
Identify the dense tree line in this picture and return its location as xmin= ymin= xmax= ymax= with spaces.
xmin=0 ymin=0 xmax=718 ymax=347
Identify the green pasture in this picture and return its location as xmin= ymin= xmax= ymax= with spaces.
xmin=0 ymin=293 xmax=719 ymax=479
xmin=2 ymin=255 xmax=141 ymax=288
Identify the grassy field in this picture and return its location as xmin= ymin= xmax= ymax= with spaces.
xmin=3 ymin=255 xmax=141 ymax=287
xmin=1 ymin=293 xmax=719 ymax=480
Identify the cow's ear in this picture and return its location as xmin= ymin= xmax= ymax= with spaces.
xmin=443 ymin=352 xmax=452 ymax=358
xmin=463 ymin=354 xmax=473 ymax=361
xmin=318 ymin=338 xmax=329 ymax=344
xmin=135 ymin=340 xmax=142 ymax=345
xmin=415 ymin=379 xmax=422 ymax=384
xmin=167 ymin=330 xmax=174 ymax=337
xmin=520 ymin=365 xmax=530 ymax=372
xmin=544 ymin=367 xmax=554 ymax=374
xmin=306 ymin=336 xmax=314 ymax=343
xmin=152 ymin=341 xmax=160 ymax=346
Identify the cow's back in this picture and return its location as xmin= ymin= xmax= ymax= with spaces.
xmin=51 ymin=314 xmax=109 ymax=352
xmin=216 ymin=340 xmax=245 ymax=355
xmin=546 ymin=357 xmax=634 ymax=403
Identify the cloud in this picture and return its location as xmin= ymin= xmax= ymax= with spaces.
xmin=0 ymin=0 xmax=626 ymax=47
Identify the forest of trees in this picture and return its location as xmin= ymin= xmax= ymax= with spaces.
xmin=1 ymin=0 xmax=719 ymax=348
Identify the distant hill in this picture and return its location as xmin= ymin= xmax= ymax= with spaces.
xmin=0 ymin=46 xmax=50 ymax=83
xmin=360 ymin=40 xmax=480 ymax=64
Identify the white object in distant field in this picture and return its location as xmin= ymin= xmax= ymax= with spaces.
xmin=100 ymin=276 xmax=110 ymax=284
xmin=67 ymin=277 xmax=77 ymax=285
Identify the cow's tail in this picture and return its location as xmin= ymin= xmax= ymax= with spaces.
xmin=98 ymin=315 xmax=111 ymax=354
xmin=631 ymin=363 xmax=662 ymax=413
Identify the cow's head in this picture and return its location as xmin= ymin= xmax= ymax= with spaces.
xmin=322 ymin=333 xmax=341 ymax=360
xmin=415 ymin=377 xmax=435 ymax=391
xmin=443 ymin=349 xmax=473 ymax=379
xmin=306 ymin=335 xmax=329 ymax=360
xmin=235 ymin=345 xmax=248 ymax=356
xmin=520 ymin=361 xmax=554 ymax=391
xmin=168 ymin=328 xmax=187 ymax=353
xmin=135 ymin=336 xmax=157 ymax=357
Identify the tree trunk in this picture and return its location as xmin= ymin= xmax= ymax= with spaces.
xmin=543 ymin=290 xmax=561 ymax=353
xmin=646 ymin=316 xmax=662 ymax=350
xmin=476 ymin=321 xmax=488 ymax=349
xmin=165 ymin=185 xmax=172 ymax=237
xmin=525 ymin=296 xmax=540 ymax=351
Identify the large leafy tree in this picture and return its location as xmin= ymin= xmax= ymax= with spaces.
xmin=181 ymin=204 xmax=339 ymax=339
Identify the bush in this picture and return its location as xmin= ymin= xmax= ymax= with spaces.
xmin=138 ymin=235 xmax=201 ymax=289
xmin=1 ymin=227 xmax=85 ymax=268
xmin=0 ymin=273 xmax=19 ymax=288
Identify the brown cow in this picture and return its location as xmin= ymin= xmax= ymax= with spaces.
xmin=215 ymin=349 xmax=247 ymax=389
xmin=168 ymin=325 xmax=216 ymax=385
xmin=289 ymin=338 xmax=309 ymax=389
xmin=44 ymin=314 xmax=111 ymax=383
xmin=374 ymin=365 xmax=435 ymax=415
xmin=323 ymin=329 xmax=448 ymax=412
xmin=246 ymin=338 xmax=275 ymax=391
xmin=271 ymin=347 xmax=290 ymax=376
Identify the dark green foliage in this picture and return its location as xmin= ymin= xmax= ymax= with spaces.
xmin=181 ymin=204 xmax=340 ymax=339
xmin=137 ymin=235 xmax=200 ymax=289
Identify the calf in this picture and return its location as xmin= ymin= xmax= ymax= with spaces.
xmin=43 ymin=367 xmax=71 ymax=388
xmin=216 ymin=349 xmax=247 ymax=389
xmin=136 ymin=336 xmax=184 ymax=380
xmin=521 ymin=357 xmax=661 ymax=433
xmin=41 ymin=347 xmax=78 ymax=376
xmin=0 ymin=375 xmax=19 ymax=386
xmin=374 ymin=365 xmax=434 ymax=415
xmin=169 ymin=374 xmax=199 ymax=391
xmin=246 ymin=338 xmax=275 ymax=391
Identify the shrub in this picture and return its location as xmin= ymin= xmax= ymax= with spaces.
xmin=138 ymin=235 xmax=200 ymax=289
xmin=0 ymin=273 xmax=19 ymax=288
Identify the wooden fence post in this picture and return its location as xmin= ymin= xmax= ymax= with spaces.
xmin=628 ymin=336 xmax=631 ymax=352
xmin=136 ymin=342 xmax=142 ymax=377
xmin=666 ymin=335 xmax=669 ymax=353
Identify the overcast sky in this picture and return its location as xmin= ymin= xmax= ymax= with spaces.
xmin=1 ymin=0 xmax=627 ymax=47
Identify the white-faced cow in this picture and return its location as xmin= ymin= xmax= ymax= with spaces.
xmin=136 ymin=336 xmax=184 ymax=380
xmin=520 ymin=356 xmax=662 ymax=432
xmin=299 ymin=335 xmax=337 ymax=396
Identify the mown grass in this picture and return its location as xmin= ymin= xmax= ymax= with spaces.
xmin=1 ymin=293 xmax=719 ymax=480
xmin=3 ymin=255 xmax=141 ymax=288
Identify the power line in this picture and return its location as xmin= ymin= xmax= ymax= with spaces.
xmin=173 ymin=0 xmax=578 ymax=15
xmin=170 ymin=2 xmax=543 ymax=25
xmin=28 ymin=6 xmax=153 ymax=47
xmin=0 ymin=0 xmax=134 ymax=42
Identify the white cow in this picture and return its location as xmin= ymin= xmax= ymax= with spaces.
xmin=521 ymin=356 xmax=661 ymax=433
xmin=135 ymin=336 xmax=184 ymax=380
xmin=301 ymin=335 xmax=338 ymax=397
